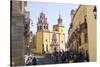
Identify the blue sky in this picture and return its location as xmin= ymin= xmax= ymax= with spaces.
xmin=26 ymin=1 xmax=79 ymax=42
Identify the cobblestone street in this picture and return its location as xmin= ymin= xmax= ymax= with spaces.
xmin=33 ymin=54 xmax=55 ymax=65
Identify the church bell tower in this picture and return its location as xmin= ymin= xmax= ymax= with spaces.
xmin=37 ymin=12 xmax=49 ymax=32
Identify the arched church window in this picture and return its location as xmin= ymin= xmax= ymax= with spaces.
xmin=44 ymin=26 xmax=46 ymax=29
xmin=40 ymin=26 xmax=42 ymax=30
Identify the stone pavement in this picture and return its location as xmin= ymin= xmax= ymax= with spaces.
xmin=33 ymin=54 xmax=55 ymax=65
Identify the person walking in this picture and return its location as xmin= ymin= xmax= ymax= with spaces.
xmin=61 ymin=51 xmax=66 ymax=63
xmin=26 ymin=57 xmax=32 ymax=65
xmin=32 ymin=57 xmax=37 ymax=65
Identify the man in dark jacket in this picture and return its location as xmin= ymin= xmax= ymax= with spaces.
xmin=32 ymin=57 xmax=37 ymax=65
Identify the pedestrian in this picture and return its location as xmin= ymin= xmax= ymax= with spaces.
xmin=32 ymin=57 xmax=37 ymax=65
xmin=61 ymin=52 xmax=66 ymax=63
xmin=26 ymin=57 xmax=32 ymax=65
xmin=84 ymin=50 xmax=89 ymax=62
xmin=73 ymin=54 xmax=77 ymax=62
xmin=55 ymin=55 xmax=59 ymax=63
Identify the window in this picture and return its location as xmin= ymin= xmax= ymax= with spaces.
xmin=93 ymin=6 xmax=97 ymax=19
xmin=44 ymin=26 xmax=46 ymax=29
xmin=19 ymin=2 xmax=22 ymax=10
xmin=45 ymin=39 xmax=47 ymax=42
xmin=40 ymin=26 xmax=42 ymax=30
xmin=93 ymin=6 xmax=97 ymax=12
xmin=84 ymin=32 xmax=88 ymax=43
xmin=42 ymin=44 xmax=45 ymax=54
xmin=46 ymin=44 xmax=48 ymax=52
xmin=55 ymin=29 xmax=58 ymax=31
xmin=44 ymin=26 xmax=48 ymax=30
xmin=62 ymin=40 xmax=63 ymax=43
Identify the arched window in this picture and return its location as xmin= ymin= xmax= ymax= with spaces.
xmin=40 ymin=26 xmax=42 ymax=30
xmin=47 ymin=26 xmax=48 ymax=29
xmin=19 ymin=2 xmax=22 ymax=10
xmin=44 ymin=26 xmax=46 ymax=29
xmin=93 ymin=6 xmax=97 ymax=19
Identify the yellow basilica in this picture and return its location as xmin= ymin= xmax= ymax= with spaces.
xmin=32 ymin=12 xmax=65 ymax=54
